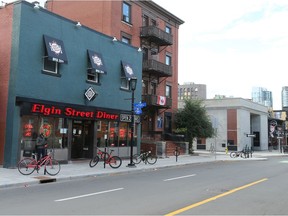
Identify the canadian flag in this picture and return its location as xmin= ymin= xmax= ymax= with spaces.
xmin=157 ymin=96 xmax=166 ymax=106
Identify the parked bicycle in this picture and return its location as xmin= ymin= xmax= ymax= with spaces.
xmin=229 ymin=150 xmax=246 ymax=158
xmin=209 ymin=143 xmax=216 ymax=153
xmin=18 ymin=150 xmax=60 ymax=176
xmin=89 ymin=148 xmax=122 ymax=169
xmin=133 ymin=150 xmax=157 ymax=165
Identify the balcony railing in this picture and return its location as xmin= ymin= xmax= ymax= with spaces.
xmin=142 ymin=94 xmax=172 ymax=108
xmin=142 ymin=59 xmax=172 ymax=77
xmin=140 ymin=26 xmax=173 ymax=46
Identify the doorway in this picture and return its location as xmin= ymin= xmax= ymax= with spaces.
xmin=71 ymin=120 xmax=94 ymax=159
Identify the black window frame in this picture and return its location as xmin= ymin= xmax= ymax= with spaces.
xmin=122 ymin=2 xmax=131 ymax=24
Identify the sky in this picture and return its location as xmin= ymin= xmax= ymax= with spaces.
xmin=153 ymin=0 xmax=288 ymax=110
xmin=4 ymin=0 xmax=288 ymax=110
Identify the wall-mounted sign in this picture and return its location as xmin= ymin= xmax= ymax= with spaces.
xmin=84 ymin=87 xmax=97 ymax=101
xmin=29 ymin=103 xmax=120 ymax=121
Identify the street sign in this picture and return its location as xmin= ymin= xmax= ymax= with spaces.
xmin=134 ymin=108 xmax=142 ymax=115
xmin=246 ymin=134 xmax=256 ymax=138
xmin=134 ymin=102 xmax=147 ymax=108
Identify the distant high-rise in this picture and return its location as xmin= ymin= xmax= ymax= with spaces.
xmin=251 ymin=87 xmax=273 ymax=108
xmin=178 ymin=82 xmax=206 ymax=101
xmin=282 ymin=86 xmax=288 ymax=109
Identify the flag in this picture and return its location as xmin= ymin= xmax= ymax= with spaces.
xmin=157 ymin=96 xmax=166 ymax=105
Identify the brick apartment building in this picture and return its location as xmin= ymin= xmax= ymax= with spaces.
xmin=46 ymin=0 xmax=185 ymax=148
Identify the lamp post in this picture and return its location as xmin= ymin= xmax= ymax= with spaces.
xmin=127 ymin=77 xmax=137 ymax=167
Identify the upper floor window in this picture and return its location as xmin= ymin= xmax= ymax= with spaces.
xmin=166 ymin=85 xmax=172 ymax=98
xmin=43 ymin=56 xmax=59 ymax=75
xmin=122 ymin=2 xmax=131 ymax=23
xmin=87 ymin=71 xmax=100 ymax=83
xmin=165 ymin=26 xmax=171 ymax=34
xmin=151 ymin=82 xmax=157 ymax=95
xmin=121 ymin=78 xmax=130 ymax=90
xmin=151 ymin=19 xmax=157 ymax=26
xmin=143 ymin=15 xmax=149 ymax=26
xmin=87 ymin=50 xmax=106 ymax=84
xmin=43 ymin=35 xmax=68 ymax=76
xmin=165 ymin=54 xmax=172 ymax=66
xmin=122 ymin=37 xmax=130 ymax=44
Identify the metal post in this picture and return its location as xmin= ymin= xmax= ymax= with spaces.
xmin=127 ymin=89 xmax=136 ymax=167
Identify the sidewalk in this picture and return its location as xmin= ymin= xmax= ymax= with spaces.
xmin=0 ymin=150 xmax=285 ymax=189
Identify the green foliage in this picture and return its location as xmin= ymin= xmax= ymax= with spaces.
xmin=175 ymin=99 xmax=215 ymax=154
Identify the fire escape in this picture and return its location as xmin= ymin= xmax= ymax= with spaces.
xmin=140 ymin=24 xmax=173 ymax=138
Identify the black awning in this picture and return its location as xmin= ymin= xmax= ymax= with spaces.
xmin=43 ymin=35 xmax=68 ymax=64
xmin=87 ymin=50 xmax=106 ymax=74
xmin=121 ymin=61 xmax=135 ymax=79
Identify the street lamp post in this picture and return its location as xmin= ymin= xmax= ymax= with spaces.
xmin=127 ymin=77 xmax=137 ymax=167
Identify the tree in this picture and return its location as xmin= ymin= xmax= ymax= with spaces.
xmin=174 ymin=99 xmax=215 ymax=154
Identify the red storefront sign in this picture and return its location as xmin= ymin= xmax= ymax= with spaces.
xmin=31 ymin=103 xmax=119 ymax=120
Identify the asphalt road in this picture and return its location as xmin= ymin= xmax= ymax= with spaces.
xmin=1 ymin=156 xmax=288 ymax=215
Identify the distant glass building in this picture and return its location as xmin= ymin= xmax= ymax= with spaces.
xmin=282 ymin=86 xmax=288 ymax=109
xmin=251 ymin=87 xmax=273 ymax=108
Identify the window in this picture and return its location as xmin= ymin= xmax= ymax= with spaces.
xmin=20 ymin=115 xmax=68 ymax=151
xmin=43 ymin=35 xmax=68 ymax=76
xmin=121 ymin=61 xmax=136 ymax=90
xmin=121 ymin=78 xmax=130 ymax=90
xmin=166 ymin=85 xmax=172 ymax=98
xmin=121 ymin=32 xmax=132 ymax=44
xmin=165 ymin=25 xmax=171 ymax=34
xmin=166 ymin=54 xmax=172 ymax=66
xmin=142 ymin=80 xmax=148 ymax=94
xmin=43 ymin=56 xmax=59 ymax=74
xmin=143 ymin=15 xmax=149 ymax=26
xmin=151 ymin=82 xmax=157 ymax=95
xmin=87 ymin=50 xmax=106 ymax=84
xmin=87 ymin=70 xmax=99 ymax=83
xmin=122 ymin=2 xmax=131 ymax=23
xmin=122 ymin=37 xmax=130 ymax=44
xmin=151 ymin=19 xmax=157 ymax=26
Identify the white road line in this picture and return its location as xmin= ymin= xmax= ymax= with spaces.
xmin=55 ymin=188 xmax=124 ymax=202
xmin=163 ymin=174 xmax=196 ymax=182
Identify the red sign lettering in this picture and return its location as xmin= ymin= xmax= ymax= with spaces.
xmin=30 ymin=103 xmax=119 ymax=121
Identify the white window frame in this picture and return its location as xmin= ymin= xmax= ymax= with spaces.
xmin=87 ymin=70 xmax=100 ymax=83
xmin=43 ymin=56 xmax=59 ymax=74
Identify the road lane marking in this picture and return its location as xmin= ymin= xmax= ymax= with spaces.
xmin=55 ymin=188 xmax=124 ymax=202
xmin=165 ymin=178 xmax=268 ymax=216
xmin=164 ymin=174 xmax=196 ymax=182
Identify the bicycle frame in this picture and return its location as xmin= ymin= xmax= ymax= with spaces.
xmin=24 ymin=152 xmax=52 ymax=172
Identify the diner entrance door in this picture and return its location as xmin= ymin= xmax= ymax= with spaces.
xmin=71 ymin=120 xmax=94 ymax=159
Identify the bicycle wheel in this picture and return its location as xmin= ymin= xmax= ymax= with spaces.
xmin=230 ymin=152 xmax=236 ymax=158
xmin=132 ymin=154 xmax=141 ymax=164
xmin=146 ymin=155 xmax=157 ymax=165
xmin=45 ymin=159 xmax=60 ymax=176
xmin=109 ymin=156 xmax=122 ymax=169
xmin=18 ymin=158 xmax=37 ymax=175
xmin=240 ymin=152 xmax=246 ymax=158
xmin=89 ymin=156 xmax=100 ymax=167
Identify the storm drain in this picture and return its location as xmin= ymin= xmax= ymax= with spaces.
xmin=34 ymin=176 xmax=56 ymax=184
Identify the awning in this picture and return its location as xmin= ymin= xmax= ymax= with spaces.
xmin=121 ymin=61 xmax=135 ymax=79
xmin=87 ymin=50 xmax=106 ymax=74
xmin=43 ymin=35 xmax=68 ymax=64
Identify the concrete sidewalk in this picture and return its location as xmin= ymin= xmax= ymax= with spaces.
xmin=0 ymin=150 xmax=285 ymax=189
